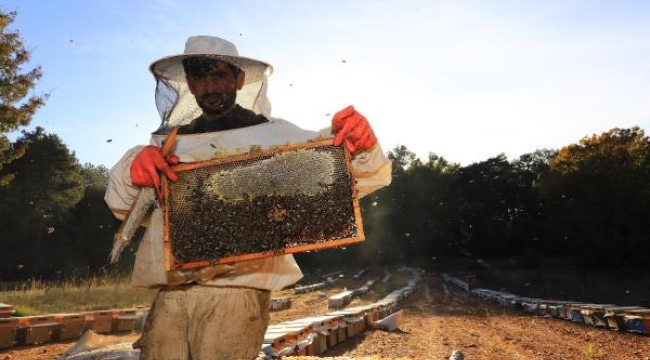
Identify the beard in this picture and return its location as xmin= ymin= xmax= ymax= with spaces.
xmin=196 ymin=88 xmax=237 ymax=118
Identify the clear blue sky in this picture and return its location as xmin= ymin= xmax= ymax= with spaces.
xmin=4 ymin=0 xmax=650 ymax=167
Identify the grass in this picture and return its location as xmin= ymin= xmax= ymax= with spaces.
xmin=585 ymin=344 xmax=607 ymax=359
xmin=1 ymin=274 xmax=157 ymax=317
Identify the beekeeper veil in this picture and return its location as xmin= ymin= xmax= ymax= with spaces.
xmin=149 ymin=36 xmax=273 ymax=133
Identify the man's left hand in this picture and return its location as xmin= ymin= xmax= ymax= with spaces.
xmin=332 ymin=105 xmax=377 ymax=155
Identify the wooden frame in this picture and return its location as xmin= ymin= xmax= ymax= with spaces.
xmin=162 ymin=139 xmax=364 ymax=270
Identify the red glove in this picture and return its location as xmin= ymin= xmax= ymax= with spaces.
xmin=332 ymin=105 xmax=377 ymax=155
xmin=130 ymin=145 xmax=180 ymax=201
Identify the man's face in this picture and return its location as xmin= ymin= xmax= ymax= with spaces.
xmin=185 ymin=58 xmax=245 ymax=118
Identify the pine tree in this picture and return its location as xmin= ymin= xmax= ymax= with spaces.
xmin=0 ymin=9 xmax=47 ymax=186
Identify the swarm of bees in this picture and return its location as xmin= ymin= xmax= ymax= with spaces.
xmin=167 ymin=145 xmax=358 ymax=264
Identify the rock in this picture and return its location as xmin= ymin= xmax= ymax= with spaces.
xmin=450 ymin=349 xmax=464 ymax=360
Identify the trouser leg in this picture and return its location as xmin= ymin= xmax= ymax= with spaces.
xmin=135 ymin=288 xmax=188 ymax=360
xmin=186 ymin=287 xmax=270 ymax=360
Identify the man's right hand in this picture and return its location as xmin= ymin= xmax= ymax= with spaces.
xmin=130 ymin=145 xmax=180 ymax=200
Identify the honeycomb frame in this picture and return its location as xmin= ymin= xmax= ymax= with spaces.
xmin=162 ymin=139 xmax=364 ymax=270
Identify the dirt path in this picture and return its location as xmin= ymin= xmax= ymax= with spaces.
xmin=3 ymin=271 xmax=650 ymax=360
xmin=317 ymin=274 xmax=650 ymax=360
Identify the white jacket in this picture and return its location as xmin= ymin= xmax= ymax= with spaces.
xmin=105 ymin=118 xmax=392 ymax=290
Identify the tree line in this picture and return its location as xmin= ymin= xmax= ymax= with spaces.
xmin=2 ymin=9 xmax=650 ymax=281
xmin=330 ymin=127 xmax=650 ymax=271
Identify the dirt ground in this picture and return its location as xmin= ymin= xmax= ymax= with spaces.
xmin=2 ymin=268 xmax=650 ymax=360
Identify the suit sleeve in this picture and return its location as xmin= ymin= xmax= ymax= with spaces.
xmin=316 ymin=127 xmax=392 ymax=198
xmin=350 ymin=143 xmax=392 ymax=198
xmin=104 ymin=146 xmax=144 ymax=220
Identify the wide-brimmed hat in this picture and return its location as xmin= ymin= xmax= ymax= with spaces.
xmin=150 ymin=36 xmax=273 ymax=130
xmin=150 ymin=35 xmax=273 ymax=81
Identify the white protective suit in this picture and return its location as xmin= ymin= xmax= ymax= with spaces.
xmin=105 ymin=118 xmax=392 ymax=290
xmin=105 ymin=35 xmax=392 ymax=360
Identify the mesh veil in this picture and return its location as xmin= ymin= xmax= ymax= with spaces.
xmin=150 ymin=53 xmax=273 ymax=134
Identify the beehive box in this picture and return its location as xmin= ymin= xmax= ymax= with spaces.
xmin=162 ymin=139 xmax=363 ymax=270
xmin=305 ymin=314 xmax=341 ymax=348
xmin=559 ymin=303 xmax=577 ymax=320
xmin=15 ymin=315 xmax=58 ymax=345
xmin=263 ymin=329 xmax=290 ymax=355
xmin=498 ymin=294 xmax=519 ymax=310
xmin=365 ymin=307 xmax=380 ymax=327
xmin=578 ymin=304 xmax=615 ymax=328
xmin=539 ymin=300 xmax=570 ymax=318
xmin=326 ymin=329 xmax=338 ymax=348
xmin=277 ymin=323 xmax=311 ymax=356
xmin=112 ymin=309 xmax=139 ymax=332
xmin=329 ymin=308 xmax=367 ymax=337
xmin=328 ymin=290 xmax=354 ymax=309
xmin=620 ymin=308 xmax=650 ymax=334
xmin=568 ymin=304 xmax=588 ymax=323
xmin=377 ymin=304 xmax=393 ymax=320
xmin=85 ymin=310 xmax=114 ymax=334
xmin=348 ymin=315 xmax=366 ymax=336
xmin=52 ymin=313 xmax=87 ymax=341
xmin=265 ymin=325 xmax=304 ymax=347
xmin=0 ymin=317 xmax=18 ymax=349
xmin=0 ymin=303 xmax=14 ymax=318
xmin=335 ymin=318 xmax=347 ymax=343
xmin=278 ymin=319 xmax=318 ymax=355
xmin=270 ymin=297 xmax=291 ymax=311
xmin=294 ymin=282 xmax=326 ymax=294
xmin=311 ymin=331 xmax=328 ymax=355
xmin=603 ymin=306 xmax=645 ymax=331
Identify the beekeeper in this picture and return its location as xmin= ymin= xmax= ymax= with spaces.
xmin=105 ymin=35 xmax=392 ymax=360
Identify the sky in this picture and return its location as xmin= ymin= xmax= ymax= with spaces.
xmin=4 ymin=0 xmax=650 ymax=168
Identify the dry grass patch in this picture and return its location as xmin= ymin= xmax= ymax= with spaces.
xmin=1 ymin=276 xmax=156 ymax=316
